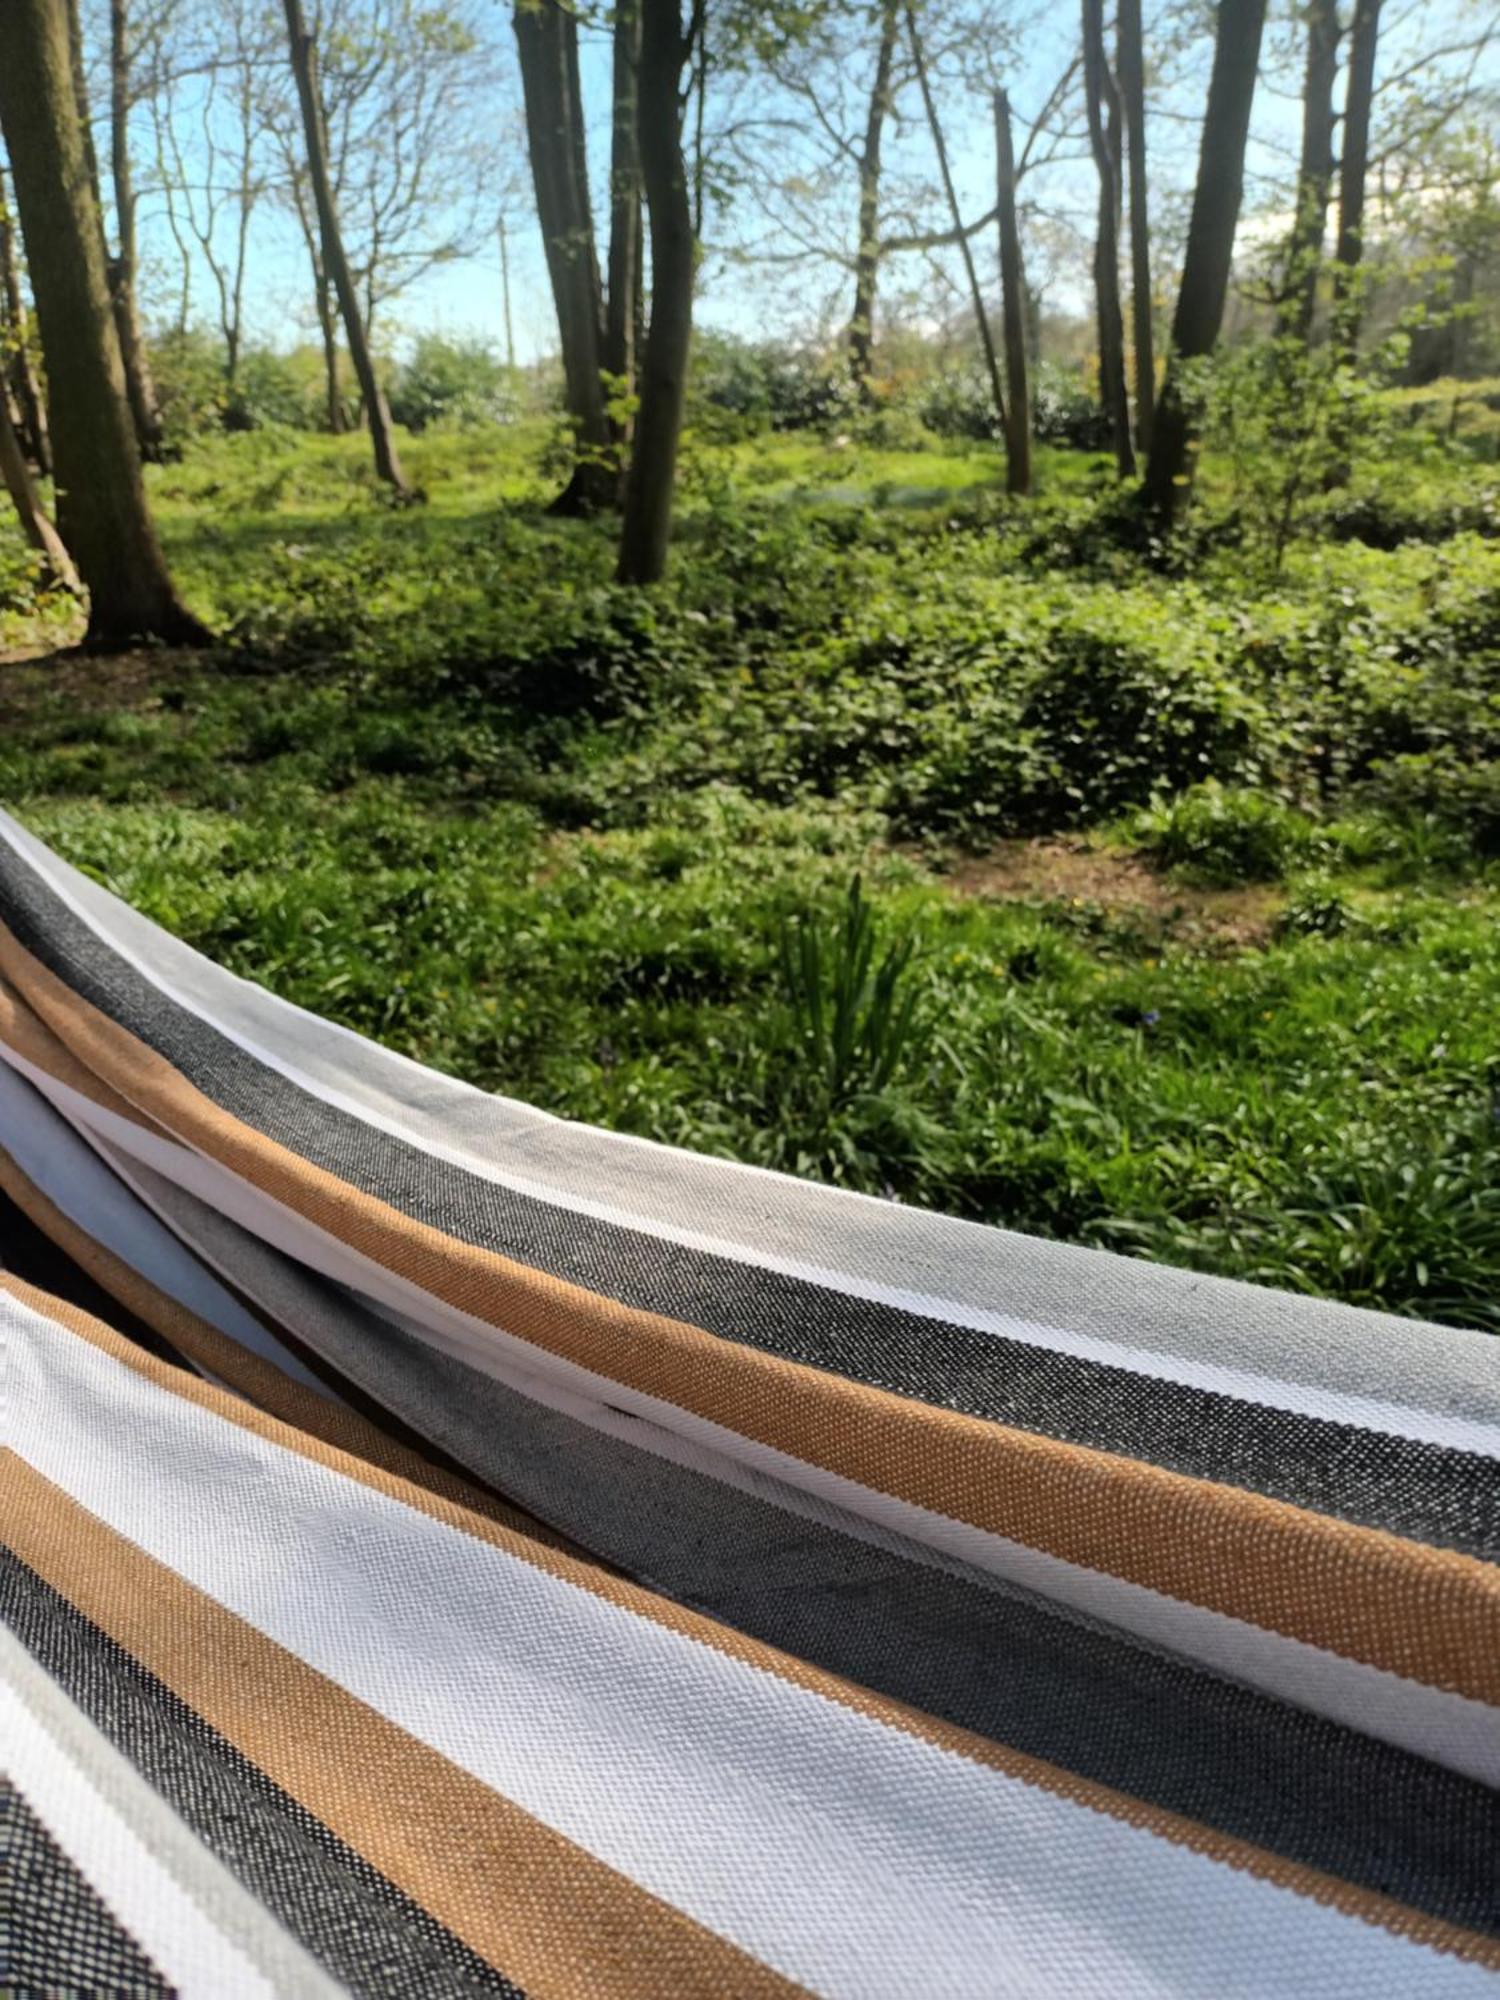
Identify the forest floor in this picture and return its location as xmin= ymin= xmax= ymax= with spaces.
xmin=2 ymin=413 xmax=1497 ymax=1330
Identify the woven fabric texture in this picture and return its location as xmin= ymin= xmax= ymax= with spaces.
xmin=1 ymin=802 xmax=1497 ymax=1997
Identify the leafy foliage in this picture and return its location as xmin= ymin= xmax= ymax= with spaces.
xmin=2 ymin=405 xmax=1496 ymax=1331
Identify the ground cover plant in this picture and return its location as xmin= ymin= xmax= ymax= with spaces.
xmin=2 ymin=396 xmax=1497 ymax=1333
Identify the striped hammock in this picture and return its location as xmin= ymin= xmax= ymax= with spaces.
xmin=1 ymin=802 xmax=1496 ymax=1997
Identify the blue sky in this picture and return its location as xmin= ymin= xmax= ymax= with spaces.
xmin=119 ymin=0 xmax=1496 ymax=363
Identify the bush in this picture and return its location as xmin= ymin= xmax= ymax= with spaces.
xmin=149 ymin=327 xmax=229 ymax=448
xmin=689 ymin=333 xmax=857 ymax=436
xmin=1031 ymin=364 xmax=1113 ymax=450
xmin=388 ymin=336 xmax=519 ymax=433
xmin=919 ymin=364 xmax=1002 ymax=441
xmin=1137 ymin=783 xmax=1320 ymax=884
xmin=1358 ymin=750 xmax=1500 ymax=856
xmin=1014 ymin=613 xmax=1265 ymax=827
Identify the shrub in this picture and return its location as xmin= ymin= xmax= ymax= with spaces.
xmin=149 ymin=326 xmax=229 ymax=447
xmin=1358 ymin=750 xmax=1500 ymax=856
xmin=1137 ymin=783 xmax=1321 ymax=884
xmin=389 ymin=336 xmax=519 ymax=433
xmin=919 ymin=364 xmax=1002 ymax=442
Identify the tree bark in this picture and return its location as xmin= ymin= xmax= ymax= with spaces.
xmin=905 ymin=3 xmax=1007 ymax=438
xmin=993 ymin=90 xmax=1031 ymax=496
xmin=604 ymin=0 xmax=642 ymax=440
xmin=1116 ymin=0 xmax=1154 ymax=447
xmin=1280 ymin=0 xmax=1339 ymax=342
xmin=0 ymin=389 xmax=78 ymax=594
xmin=1083 ymin=0 xmax=1134 ymax=476
xmin=3 ymin=395 xmax=75 ymax=598
xmin=282 ymin=0 xmax=410 ymax=496
xmin=847 ymin=0 xmax=900 ymax=395
xmin=0 ymin=167 xmax=51 ymax=475
xmin=313 ymin=263 xmax=346 ymax=431
xmin=514 ymin=0 xmax=615 ymax=513
xmin=617 ymin=0 xmax=694 ymax=584
xmin=1142 ymin=0 xmax=1268 ymax=520
xmin=107 ymin=0 xmax=164 ymax=460
xmin=0 ymin=0 xmax=206 ymax=645
xmin=1332 ymin=0 xmax=1383 ymax=359
xmin=498 ymin=210 xmax=517 ymax=371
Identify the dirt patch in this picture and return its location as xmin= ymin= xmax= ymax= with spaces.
xmin=941 ymin=837 xmax=1281 ymax=949
xmin=0 ymin=646 xmax=178 ymax=729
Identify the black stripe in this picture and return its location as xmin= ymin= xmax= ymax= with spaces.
xmin=284 ymin=1285 xmax=1500 ymax=1943
xmin=3 ymin=851 xmax=1497 ymax=1559
xmin=3 ymin=1777 xmax=171 ymax=1997
xmin=0 ymin=1551 xmax=523 ymax=2000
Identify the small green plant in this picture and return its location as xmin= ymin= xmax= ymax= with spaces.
xmin=777 ymin=876 xmax=924 ymax=1108
xmin=1137 ymin=783 xmax=1319 ymax=885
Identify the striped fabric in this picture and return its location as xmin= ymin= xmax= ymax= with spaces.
xmin=0 ymin=802 xmax=1496 ymax=1998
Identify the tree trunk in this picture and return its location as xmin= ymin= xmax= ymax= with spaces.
xmin=0 ymin=0 xmax=206 ymax=645
xmin=617 ymin=0 xmax=694 ymax=585
xmin=514 ymin=0 xmax=614 ymax=514
xmin=313 ymin=264 xmax=345 ymax=431
xmin=993 ymin=90 xmax=1031 ymax=496
xmin=604 ymin=0 xmax=642 ymax=452
xmin=1280 ymin=0 xmax=1339 ymax=343
xmin=498 ymin=211 xmax=517 ymax=371
xmin=905 ymin=3 xmax=1007 ymax=439
xmin=1142 ymin=0 xmax=1268 ymax=521
xmin=847 ymin=0 xmax=900 ymax=396
xmin=0 ymin=168 xmax=51 ymax=475
xmin=282 ymin=0 xmax=410 ymax=496
xmin=1332 ymin=0 xmax=1383 ymax=360
xmin=0 ymin=389 xmax=78 ymax=595
xmin=107 ymin=0 xmax=164 ymax=460
xmin=1083 ymin=0 xmax=1134 ymax=476
xmin=1116 ymin=0 xmax=1154 ymax=448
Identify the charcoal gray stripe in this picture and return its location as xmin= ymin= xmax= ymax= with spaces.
xmin=2 ymin=1776 xmax=172 ymax=1997
xmin=242 ymin=1267 xmax=1500 ymax=1941
xmin=3 ymin=849 xmax=1498 ymax=1558
xmin=0 ymin=1550 xmax=524 ymax=2000
xmin=16 ymin=800 xmax=1493 ymax=1431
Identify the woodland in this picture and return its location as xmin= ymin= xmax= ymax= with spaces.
xmin=1 ymin=0 xmax=1498 ymax=1329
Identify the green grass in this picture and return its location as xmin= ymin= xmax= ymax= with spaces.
xmin=1 ymin=411 xmax=1497 ymax=1332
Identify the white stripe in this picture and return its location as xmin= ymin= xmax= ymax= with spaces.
xmin=4 ymin=809 xmax=1494 ymax=1457
xmin=0 ymin=1627 xmax=341 ymax=1999
xmin=0 ymin=1643 xmax=279 ymax=1997
xmin=0 ymin=1053 xmax=334 ymax=1397
xmin=10 ymin=1298 xmax=1490 ymax=2000
xmin=18 ymin=1059 xmax=1500 ymax=1790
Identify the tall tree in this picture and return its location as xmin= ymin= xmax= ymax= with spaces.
xmin=0 ymin=165 xmax=51 ymax=474
xmin=993 ymin=88 xmax=1031 ymax=495
xmin=1116 ymin=0 xmax=1154 ymax=447
xmin=1082 ymin=0 xmax=1133 ymax=476
xmin=0 ymin=392 xmax=77 ymax=595
xmin=515 ymin=0 xmax=614 ymax=511
xmin=1142 ymin=0 xmax=1268 ymax=519
xmin=604 ymin=0 xmax=643 ymax=429
xmin=1280 ymin=0 xmax=1340 ymax=342
xmin=147 ymin=0 xmax=274 ymax=397
xmin=0 ymin=0 xmax=206 ymax=644
xmin=618 ymin=0 xmax=695 ymax=583
xmin=905 ymin=2 xmax=1007 ymax=440
xmin=106 ymin=0 xmax=165 ymax=457
xmin=1332 ymin=0 xmax=1384 ymax=358
xmin=848 ymin=0 xmax=901 ymax=394
xmin=282 ymin=0 xmax=411 ymax=496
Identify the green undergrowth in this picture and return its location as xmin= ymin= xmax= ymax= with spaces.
xmin=1 ymin=413 xmax=1497 ymax=1332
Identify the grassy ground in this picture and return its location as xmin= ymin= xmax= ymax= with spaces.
xmin=2 ymin=414 xmax=1497 ymax=1331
